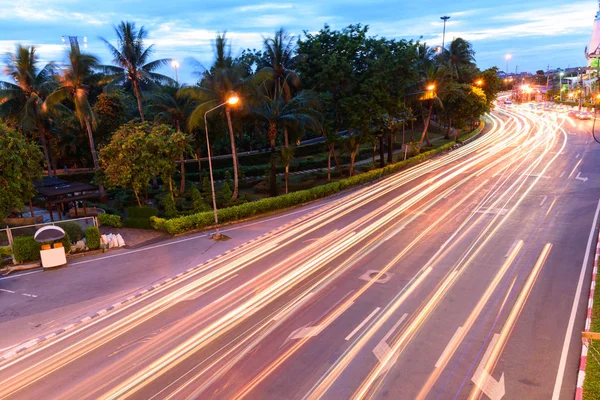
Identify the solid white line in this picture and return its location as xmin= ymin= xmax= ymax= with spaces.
xmin=435 ymin=326 xmax=464 ymax=368
xmin=552 ymin=198 xmax=600 ymax=400
xmin=0 ymin=270 xmax=42 ymax=281
xmin=345 ymin=307 xmax=381 ymax=341
xmin=0 ymin=289 xmax=16 ymax=293
xmin=382 ymin=313 xmax=408 ymax=343
xmin=576 ymin=153 xmax=580 ymax=159
xmin=504 ymin=240 xmax=519 ymax=258
xmin=540 ymin=196 xmax=548 ymax=206
xmin=560 ymin=172 xmax=565 ymax=178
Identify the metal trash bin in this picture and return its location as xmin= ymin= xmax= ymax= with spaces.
xmin=34 ymin=226 xmax=67 ymax=269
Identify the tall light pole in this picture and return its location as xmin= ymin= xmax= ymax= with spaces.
xmin=559 ymin=72 xmax=564 ymax=102
xmin=505 ymin=54 xmax=512 ymax=77
xmin=171 ymin=60 xmax=180 ymax=84
xmin=204 ymin=93 xmax=240 ymax=240
xmin=440 ymin=16 xmax=450 ymax=51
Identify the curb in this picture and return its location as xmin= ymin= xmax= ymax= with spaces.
xmin=576 ymin=237 xmax=600 ymax=399
xmin=0 ymin=200 xmax=326 ymax=363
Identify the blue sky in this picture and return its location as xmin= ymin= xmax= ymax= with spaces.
xmin=0 ymin=0 xmax=597 ymax=83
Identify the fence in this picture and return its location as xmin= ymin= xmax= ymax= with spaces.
xmin=2 ymin=216 xmax=97 ymax=265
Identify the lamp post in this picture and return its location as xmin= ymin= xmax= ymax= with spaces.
xmin=559 ymin=72 xmax=564 ymax=102
xmin=440 ymin=16 xmax=450 ymax=50
xmin=505 ymin=54 xmax=512 ymax=77
xmin=204 ymin=93 xmax=240 ymax=240
xmin=171 ymin=60 xmax=180 ymax=84
xmin=475 ymin=79 xmax=483 ymax=87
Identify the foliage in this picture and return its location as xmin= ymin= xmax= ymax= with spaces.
xmin=127 ymin=205 xmax=158 ymax=218
xmin=13 ymin=232 xmax=71 ymax=263
xmin=0 ymin=246 xmax=12 ymax=258
xmin=189 ymin=185 xmax=210 ymax=213
xmin=98 ymin=213 xmax=122 ymax=228
xmin=161 ymin=193 xmax=178 ymax=218
xmin=93 ymin=91 xmax=127 ymax=144
xmin=85 ymin=226 xmax=101 ymax=250
xmin=202 ymin=177 xmax=212 ymax=196
xmin=220 ymin=182 xmax=233 ymax=203
xmin=56 ymin=221 xmax=83 ymax=242
xmin=0 ymin=123 xmax=43 ymax=220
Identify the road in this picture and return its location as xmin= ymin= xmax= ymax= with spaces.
xmin=1 ymin=104 xmax=599 ymax=400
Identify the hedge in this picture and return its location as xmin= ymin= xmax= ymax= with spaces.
xmin=0 ymin=246 xmax=11 ymax=258
xmin=85 ymin=226 xmax=101 ymax=250
xmin=151 ymin=127 xmax=482 ymax=236
xmin=12 ymin=232 xmax=71 ymax=263
xmin=56 ymin=221 xmax=83 ymax=242
xmin=127 ymin=206 xmax=158 ymax=219
xmin=124 ymin=217 xmax=154 ymax=229
xmin=98 ymin=213 xmax=122 ymax=228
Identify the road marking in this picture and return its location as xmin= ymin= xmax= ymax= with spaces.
xmin=443 ymin=189 xmax=456 ymax=199
xmin=504 ymin=240 xmax=519 ymax=257
xmin=288 ymin=300 xmax=354 ymax=340
xmin=576 ymin=153 xmax=580 ymax=159
xmin=372 ymin=313 xmax=409 ymax=375
xmin=0 ymin=289 xmax=15 ymax=293
xmin=21 ymin=293 xmax=37 ymax=298
xmin=435 ymin=326 xmax=464 ymax=368
xmin=345 ymin=307 xmax=380 ymax=341
xmin=576 ymin=172 xmax=589 ymax=183
xmin=540 ymin=195 xmax=548 ymax=206
xmin=552 ymin=199 xmax=600 ymax=400
xmin=0 ymin=270 xmax=41 ymax=281
xmin=560 ymin=172 xmax=565 ymax=178
xmin=569 ymin=159 xmax=583 ymax=178
xmin=472 ymin=333 xmax=505 ymax=400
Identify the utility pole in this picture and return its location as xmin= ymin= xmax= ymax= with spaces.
xmin=440 ymin=16 xmax=450 ymax=50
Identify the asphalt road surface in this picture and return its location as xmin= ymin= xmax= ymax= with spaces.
xmin=1 ymin=103 xmax=599 ymax=400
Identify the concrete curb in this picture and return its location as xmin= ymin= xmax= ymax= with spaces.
xmin=0 ymin=201 xmax=324 ymax=363
xmin=576 ymin=237 xmax=600 ymax=399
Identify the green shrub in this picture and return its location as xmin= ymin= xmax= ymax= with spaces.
xmin=0 ymin=246 xmax=11 ymax=258
xmin=127 ymin=206 xmax=158 ymax=219
xmin=161 ymin=195 xmax=178 ymax=218
xmin=220 ymin=182 xmax=232 ymax=203
xmin=60 ymin=231 xmax=72 ymax=253
xmin=190 ymin=185 xmax=210 ymax=213
xmin=85 ymin=226 xmax=101 ymax=250
xmin=224 ymin=170 xmax=232 ymax=186
xmin=124 ymin=217 xmax=153 ymax=229
xmin=202 ymin=177 xmax=211 ymax=196
xmin=12 ymin=236 xmax=41 ymax=263
xmin=56 ymin=222 xmax=83 ymax=242
xmin=98 ymin=213 xmax=122 ymax=228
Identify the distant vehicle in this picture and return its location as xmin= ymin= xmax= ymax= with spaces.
xmin=568 ymin=110 xmax=579 ymax=118
xmin=504 ymin=99 xmax=512 ymax=105
xmin=578 ymin=111 xmax=592 ymax=120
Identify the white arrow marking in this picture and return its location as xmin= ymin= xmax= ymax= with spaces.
xmin=372 ymin=313 xmax=408 ymax=376
xmin=435 ymin=326 xmax=464 ymax=368
xmin=346 ymin=307 xmax=380 ymax=341
xmin=287 ymin=301 xmax=353 ymax=340
xmin=472 ymin=333 xmax=505 ymax=400
xmin=576 ymin=172 xmax=588 ymax=183
xmin=576 ymin=153 xmax=580 ymax=159
xmin=540 ymin=196 xmax=547 ymax=206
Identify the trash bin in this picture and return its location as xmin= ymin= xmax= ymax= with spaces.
xmin=34 ymin=226 xmax=67 ymax=269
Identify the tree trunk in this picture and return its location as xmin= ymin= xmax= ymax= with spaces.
xmin=133 ymin=80 xmax=145 ymax=122
xmin=418 ymin=101 xmax=434 ymax=153
xmin=411 ymin=119 xmax=414 ymax=142
xmin=455 ymin=125 xmax=460 ymax=142
xmin=179 ymin=152 xmax=185 ymax=196
xmin=196 ymin=147 xmax=202 ymax=176
xmin=327 ymin=148 xmax=331 ymax=182
xmin=225 ymin=107 xmax=239 ymax=200
xmin=29 ymin=200 xmax=35 ymax=218
xmin=387 ymin=133 xmax=394 ymax=164
xmin=133 ymin=189 xmax=141 ymax=207
xmin=269 ymin=124 xmax=278 ymax=197
xmin=350 ymin=147 xmax=357 ymax=177
xmin=39 ymin=130 xmax=52 ymax=177
xmin=85 ymin=119 xmax=105 ymax=199
xmin=445 ymin=116 xmax=451 ymax=139
xmin=379 ymin=135 xmax=385 ymax=168
xmin=285 ymin=165 xmax=289 ymax=194
xmin=372 ymin=142 xmax=376 ymax=169
xmin=168 ymin=177 xmax=174 ymax=200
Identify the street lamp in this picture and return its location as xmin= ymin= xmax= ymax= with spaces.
xmin=171 ymin=60 xmax=180 ymax=84
xmin=440 ymin=16 xmax=450 ymax=51
xmin=559 ymin=72 xmax=564 ymax=102
xmin=204 ymin=92 xmax=240 ymax=240
xmin=475 ymin=79 xmax=483 ymax=86
xmin=505 ymin=54 xmax=512 ymax=77
xmin=427 ymin=84 xmax=436 ymax=91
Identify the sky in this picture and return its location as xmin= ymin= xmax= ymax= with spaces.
xmin=0 ymin=0 xmax=597 ymax=84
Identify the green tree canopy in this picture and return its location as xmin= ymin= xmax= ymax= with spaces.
xmin=0 ymin=123 xmax=43 ymax=220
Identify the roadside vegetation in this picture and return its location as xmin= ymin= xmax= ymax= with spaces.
xmin=0 ymin=21 xmax=501 ymax=239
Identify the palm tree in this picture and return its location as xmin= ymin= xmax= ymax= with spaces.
xmin=101 ymin=21 xmax=173 ymax=122
xmin=149 ymin=84 xmax=195 ymax=195
xmin=249 ymin=89 xmax=320 ymax=196
xmin=446 ymin=38 xmax=475 ymax=79
xmin=0 ymin=45 xmax=56 ymax=176
xmin=180 ymin=33 xmax=244 ymax=199
xmin=43 ymin=42 xmax=105 ymax=198
xmin=417 ymin=65 xmax=451 ymax=152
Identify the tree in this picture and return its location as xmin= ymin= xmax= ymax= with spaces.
xmin=249 ymin=89 xmax=320 ymax=195
xmin=417 ymin=65 xmax=452 ymax=151
xmin=0 ymin=45 xmax=56 ymax=176
xmin=43 ymin=42 xmax=106 ymax=198
xmin=100 ymin=122 xmax=180 ymax=206
xmin=149 ymin=84 xmax=195 ymax=195
xmin=445 ymin=38 xmax=476 ymax=79
xmin=93 ymin=91 xmax=127 ymax=145
xmin=0 ymin=123 xmax=43 ymax=220
xmin=101 ymin=21 xmax=173 ymax=122
xmin=181 ymin=33 xmax=244 ymax=199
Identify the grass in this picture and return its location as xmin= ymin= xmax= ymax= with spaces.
xmin=584 ymin=256 xmax=600 ymax=399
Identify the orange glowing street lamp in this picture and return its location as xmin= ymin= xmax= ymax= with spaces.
xmin=427 ymin=84 xmax=436 ymax=91
xmin=475 ymin=79 xmax=483 ymax=86
xmin=204 ymin=92 xmax=241 ymax=239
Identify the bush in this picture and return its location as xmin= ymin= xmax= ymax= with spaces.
xmin=60 ymin=231 xmax=72 ymax=253
xmin=12 ymin=236 xmax=40 ymax=263
xmin=202 ymin=177 xmax=211 ymax=196
xmin=0 ymin=245 xmax=11 ymax=258
xmin=220 ymin=182 xmax=232 ymax=203
xmin=85 ymin=226 xmax=101 ymax=250
xmin=98 ymin=213 xmax=122 ymax=228
xmin=56 ymin=222 xmax=83 ymax=242
xmin=161 ymin=195 xmax=178 ymax=218
xmin=124 ymin=217 xmax=153 ymax=229
xmin=190 ymin=185 xmax=210 ymax=213
xmin=127 ymin=206 xmax=158 ymax=219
